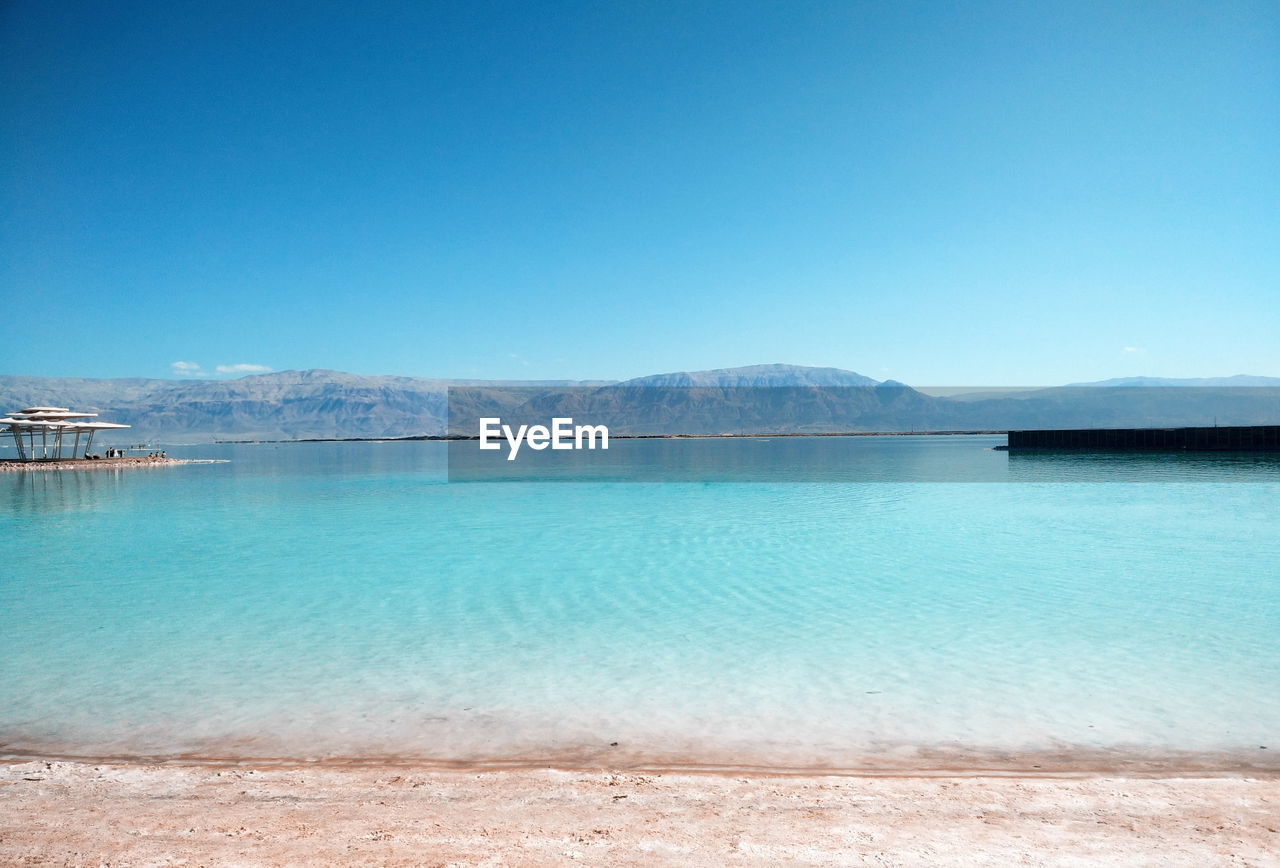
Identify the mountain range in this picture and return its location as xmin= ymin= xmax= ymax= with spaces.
xmin=1 ymin=364 xmax=1278 ymax=443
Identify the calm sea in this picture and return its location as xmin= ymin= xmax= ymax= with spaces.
xmin=2 ymin=437 xmax=1278 ymax=772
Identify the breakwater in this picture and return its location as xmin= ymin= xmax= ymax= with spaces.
xmin=1006 ymin=425 xmax=1280 ymax=451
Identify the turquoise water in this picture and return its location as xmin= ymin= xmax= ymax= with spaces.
xmin=2 ymin=438 xmax=1278 ymax=771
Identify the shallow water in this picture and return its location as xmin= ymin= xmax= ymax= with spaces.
xmin=2 ymin=438 xmax=1278 ymax=771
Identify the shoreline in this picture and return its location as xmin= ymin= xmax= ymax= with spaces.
xmin=0 ymin=457 xmax=218 ymax=472
xmin=2 ymin=760 xmax=1276 ymax=865
xmin=3 ymin=744 xmax=1276 ymax=779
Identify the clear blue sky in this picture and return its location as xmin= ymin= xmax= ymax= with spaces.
xmin=2 ymin=0 xmax=1276 ymax=385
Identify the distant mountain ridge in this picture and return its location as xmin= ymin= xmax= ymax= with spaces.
xmin=1 ymin=365 xmax=1277 ymax=443
xmin=1066 ymin=375 xmax=1280 ymax=388
xmin=624 ymin=364 xmax=879 ymax=388
xmin=0 ymin=369 xmax=615 ymax=442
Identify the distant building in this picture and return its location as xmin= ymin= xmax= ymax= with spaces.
xmin=1 ymin=407 xmax=130 ymax=460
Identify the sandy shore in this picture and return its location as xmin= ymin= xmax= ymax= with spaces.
xmin=2 ymin=762 xmax=1276 ymax=866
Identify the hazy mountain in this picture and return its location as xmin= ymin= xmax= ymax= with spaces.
xmin=1066 ymin=375 xmax=1280 ymax=388
xmin=934 ymin=386 xmax=1280 ymax=431
xmin=457 ymin=381 xmax=936 ymax=437
xmin=622 ymin=364 xmax=879 ymax=388
xmin=445 ymin=366 xmax=899 ymax=436
xmin=1 ymin=365 xmax=1278 ymax=442
xmin=0 ymin=370 xmax=615 ymax=443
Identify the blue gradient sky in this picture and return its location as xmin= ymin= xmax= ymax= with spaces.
xmin=2 ymin=1 xmax=1276 ymax=384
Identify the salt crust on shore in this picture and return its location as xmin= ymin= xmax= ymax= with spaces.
xmin=0 ymin=457 xmax=219 ymax=472
xmin=1 ymin=761 xmax=1276 ymax=866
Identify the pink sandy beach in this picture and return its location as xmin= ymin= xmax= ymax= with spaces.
xmin=2 ymin=760 xmax=1277 ymax=866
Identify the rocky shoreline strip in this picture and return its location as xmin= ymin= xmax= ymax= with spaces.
xmin=0 ymin=457 xmax=212 ymax=473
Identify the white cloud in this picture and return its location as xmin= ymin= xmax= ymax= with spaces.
xmin=215 ymin=363 xmax=272 ymax=374
xmin=171 ymin=360 xmax=208 ymax=377
xmin=1122 ymin=346 xmax=1145 ymax=354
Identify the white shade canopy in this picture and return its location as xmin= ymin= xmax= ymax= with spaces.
xmin=9 ymin=410 xmax=98 ymax=419
xmin=0 ymin=418 xmax=126 ymax=429
xmin=0 ymin=418 xmax=64 ymax=427
xmin=4 ymin=406 xmax=131 ymax=460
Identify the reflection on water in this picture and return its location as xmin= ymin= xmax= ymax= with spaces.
xmin=447 ymin=435 xmax=1280 ymax=482
xmin=3 ymin=469 xmax=130 ymax=515
xmin=1007 ymin=449 xmax=1280 ymax=482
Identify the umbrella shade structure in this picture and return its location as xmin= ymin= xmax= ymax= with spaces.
xmin=2 ymin=407 xmax=130 ymax=460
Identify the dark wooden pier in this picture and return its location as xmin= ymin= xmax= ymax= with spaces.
xmin=1006 ymin=425 xmax=1280 ymax=451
